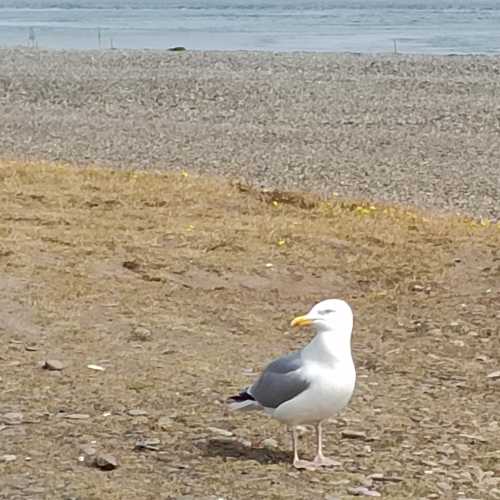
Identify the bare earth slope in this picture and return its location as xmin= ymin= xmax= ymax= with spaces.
xmin=0 ymin=162 xmax=499 ymax=499
xmin=0 ymin=49 xmax=499 ymax=220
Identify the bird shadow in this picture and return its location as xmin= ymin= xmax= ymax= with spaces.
xmin=199 ymin=438 xmax=292 ymax=465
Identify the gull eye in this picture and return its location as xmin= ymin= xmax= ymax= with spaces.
xmin=319 ymin=309 xmax=335 ymax=315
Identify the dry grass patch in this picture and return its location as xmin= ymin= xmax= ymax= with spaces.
xmin=0 ymin=161 xmax=499 ymax=499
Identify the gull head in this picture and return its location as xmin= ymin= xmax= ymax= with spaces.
xmin=291 ymin=299 xmax=353 ymax=335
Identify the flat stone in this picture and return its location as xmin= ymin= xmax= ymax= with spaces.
xmin=369 ymin=473 xmax=403 ymax=483
xmin=0 ymin=454 xmax=17 ymax=462
xmin=2 ymin=412 xmax=23 ymax=425
xmin=487 ymin=370 xmax=500 ymax=380
xmin=87 ymin=364 xmax=105 ymax=371
xmin=341 ymin=430 xmax=367 ymax=440
xmin=207 ymin=427 xmax=233 ymax=437
xmin=64 ymin=414 xmax=90 ymax=420
xmin=459 ymin=433 xmax=487 ymax=443
xmin=95 ymin=453 xmax=119 ymax=470
xmin=208 ymin=436 xmax=237 ymax=444
xmin=135 ymin=438 xmax=161 ymax=451
xmin=43 ymin=359 xmax=64 ymax=371
xmin=347 ymin=486 xmax=381 ymax=497
xmin=128 ymin=409 xmax=148 ymax=417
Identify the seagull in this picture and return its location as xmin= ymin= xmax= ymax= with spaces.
xmin=227 ymin=299 xmax=356 ymax=469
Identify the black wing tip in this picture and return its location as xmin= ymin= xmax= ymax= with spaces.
xmin=227 ymin=390 xmax=255 ymax=403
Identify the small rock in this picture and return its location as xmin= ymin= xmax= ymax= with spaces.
xmin=262 ymin=438 xmax=278 ymax=449
xmin=131 ymin=326 xmax=152 ymax=341
xmin=132 ymin=416 xmax=149 ymax=425
xmin=459 ymin=433 xmax=487 ymax=443
xmin=437 ymin=481 xmax=452 ymax=491
xmin=64 ymin=414 xmax=90 ymax=420
xmin=2 ymin=412 xmax=23 ymax=425
xmin=412 ymin=284 xmax=425 ymax=291
xmin=94 ymin=453 xmax=119 ymax=470
xmin=238 ymin=438 xmax=252 ymax=448
xmin=208 ymin=436 xmax=237 ymax=444
xmin=0 ymin=454 xmax=17 ymax=462
xmin=157 ymin=416 xmax=173 ymax=430
xmin=24 ymin=345 xmax=38 ymax=352
xmin=128 ymin=409 xmax=148 ymax=417
xmin=329 ymin=479 xmax=350 ymax=486
xmin=87 ymin=364 xmax=105 ymax=371
xmin=43 ymin=359 xmax=64 ymax=371
xmin=79 ymin=445 xmax=97 ymax=456
xmin=369 ymin=473 xmax=403 ymax=483
xmin=341 ymin=430 xmax=367 ymax=440
xmin=78 ymin=445 xmax=97 ymax=465
xmin=347 ymin=486 xmax=381 ymax=497
xmin=487 ymin=370 xmax=500 ymax=380
xmin=135 ymin=438 xmax=161 ymax=451
xmin=295 ymin=425 xmax=309 ymax=436
xmin=207 ymin=427 xmax=233 ymax=437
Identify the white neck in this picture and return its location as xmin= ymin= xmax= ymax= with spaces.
xmin=302 ymin=326 xmax=353 ymax=365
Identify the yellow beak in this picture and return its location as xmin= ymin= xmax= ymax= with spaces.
xmin=290 ymin=315 xmax=312 ymax=327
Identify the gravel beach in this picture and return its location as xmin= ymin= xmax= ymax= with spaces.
xmin=1 ymin=48 xmax=499 ymax=219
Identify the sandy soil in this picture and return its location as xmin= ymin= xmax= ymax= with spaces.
xmin=0 ymin=162 xmax=499 ymax=499
xmin=0 ymin=49 xmax=499 ymax=220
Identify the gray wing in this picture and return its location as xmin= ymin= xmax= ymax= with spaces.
xmin=249 ymin=351 xmax=310 ymax=409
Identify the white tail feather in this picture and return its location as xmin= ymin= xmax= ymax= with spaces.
xmin=227 ymin=399 xmax=261 ymax=411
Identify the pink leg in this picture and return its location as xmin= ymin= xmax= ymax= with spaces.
xmin=291 ymin=427 xmax=317 ymax=470
xmin=313 ymin=422 xmax=340 ymax=467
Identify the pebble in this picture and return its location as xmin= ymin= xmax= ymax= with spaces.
xmin=341 ymin=430 xmax=367 ymax=440
xmin=64 ymin=414 xmax=90 ymax=420
xmin=369 ymin=473 xmax=403 ymax=483
xmin=79 ymin=444 xmax=97 ymax=456
xmin=128 ymin=409 xmax=148 ymax=417
xmin=208 ymin=436 xmax=237 ymax=445
xmin=295 ymin=425 xmax=309 ymax=436
xmin=94 ymin=453 xmax=119 ymax=470
xmin=135 ymin=438 xmax=161 ymax=451
xmin=347 ymin=486 xmax=381 ymax=497
xmin=87 ymin=364 xmax=105 ymax=371
xmin=157 ymin=416 xmax=174 ymax=430
xmin=2 ymin=412 xmax=23 ymax=425
xmin=262 ymin=438 xmax=278 ymax=450
xmin=0 ymin=454 xmax=17 ymax=462
xmin=459 ymin=433 xmax=487 ymax=443
xmin=207 ymin=427 xmax=233 ymax=437
xmin=487 ymin=370 xmax=500 ymax=380
xmin=131 ymin=326 xmax=152 ymax=341
xmin=43 ymin=359 xmax=64 ymax=371
xmin=78 ymin=445 xmax=97 ymax=465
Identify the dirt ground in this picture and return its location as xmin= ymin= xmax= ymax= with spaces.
xmin=0 ymin=162 xmax=499 ymax=500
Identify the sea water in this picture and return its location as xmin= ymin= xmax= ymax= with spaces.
xmin=0 ymin=0 xmax=499 ymax=54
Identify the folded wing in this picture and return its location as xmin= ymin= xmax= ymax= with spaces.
xmin=249 ymin=351 xmax=310 ymax=409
